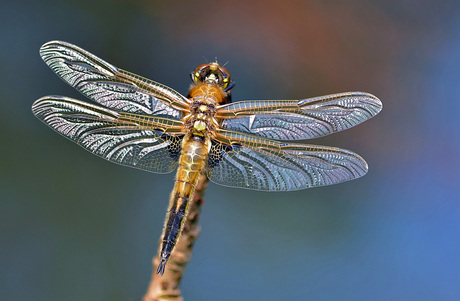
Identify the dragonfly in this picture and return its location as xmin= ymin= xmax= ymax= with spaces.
xmin=32 ymin=41 xmax=382 ymax=275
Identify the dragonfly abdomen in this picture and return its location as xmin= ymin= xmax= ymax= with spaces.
xmin=157 ymin=134 xmax=211 ymax=275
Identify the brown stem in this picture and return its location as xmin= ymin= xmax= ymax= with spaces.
xmin=143 ymin=173 xmax=209 ymax=301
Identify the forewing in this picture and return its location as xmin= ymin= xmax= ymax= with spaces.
xmin=32 ymin=96 xmax=183 ymax=173
xmin=218 ymin=92 xmax=382 ymax=140
xmin=207 ymin=130 xmax=368 ymax=191
xmin=39 ymin=40 xmax=189 ymax=119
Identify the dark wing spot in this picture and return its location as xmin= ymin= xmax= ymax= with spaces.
xmin=162 ymin=134 xmax=183 ymax=162
xmin=208 ymin=140 xmax=240 ymax=168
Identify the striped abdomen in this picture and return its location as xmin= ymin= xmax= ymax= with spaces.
xmin=156 ymin=83 xmax=226 ymax=275
xmin=156 ymin=133 xmax=211 ymax=275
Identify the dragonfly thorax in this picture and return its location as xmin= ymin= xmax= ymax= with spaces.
xmin=183 ymin=93 xmax=219 ymax=137
xmin=33 ymin=40 xmax=382 ymax=277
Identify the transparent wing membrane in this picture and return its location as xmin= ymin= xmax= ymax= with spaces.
xmin=32 ymin=96 xmax=183 ymax=174
xmin=39 ymin=41 xmax=189 ymax=119
xmin=34 ymin=41 xmax=382 ymax=192
xmin=207 ymin=130 xmax=368 ymax=191
xmin=33 ymin=41 xmax=382 ymax=278
xmin=218 ymin=92 xmax=382 ymax=140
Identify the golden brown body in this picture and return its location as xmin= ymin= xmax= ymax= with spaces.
xmin=32 ymin=43 xmax=381 ymax=276
xmin=157 ymin=83 xmax=228 ymax=274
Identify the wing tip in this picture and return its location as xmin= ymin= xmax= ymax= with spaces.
xmin=355 ymin=91 xmax=383 ymax=115
xmin=354 ymin=153 xmax=369 ymax=178
xmin=32 ymin=95 xmax=69 ymax=109
xmin=39 ymin=40 xmax=67 ymax=55
xmin=31 ymin=96 xmax=54 ymax=116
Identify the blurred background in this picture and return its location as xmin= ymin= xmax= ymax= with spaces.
xmin=1 ymin=0 xmax=459 ymax=300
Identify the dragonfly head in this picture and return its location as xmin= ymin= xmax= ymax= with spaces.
xmin=191 ymin=62 xmax=235 ymax=91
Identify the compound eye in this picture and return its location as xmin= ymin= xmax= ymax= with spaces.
xmin=194 ymin=71 xmax=201 ymax=82
xmin=217 ymin=66 xmax=231 ymax=89
xmin=191 ymin=63 xmax=232 ymax=89
xmin=192 ymin=64 xmax=210 ymax=84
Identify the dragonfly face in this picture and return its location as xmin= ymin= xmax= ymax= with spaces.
xmin=191 ymin=62 xmax=233 ymax=92
xmin=32 ymin=41 xmax=382 ymax=275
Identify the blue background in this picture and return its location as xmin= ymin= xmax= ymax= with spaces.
xmin=1 ymin=0 xmax=459 ymax=300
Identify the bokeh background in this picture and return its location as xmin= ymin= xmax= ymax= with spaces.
xmin=2 ymin=0 xmax=460 ymax=300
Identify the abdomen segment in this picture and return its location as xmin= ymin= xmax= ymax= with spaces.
xmin=157 ymin=134 xmax=211 ymax=275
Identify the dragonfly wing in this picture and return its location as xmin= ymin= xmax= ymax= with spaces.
xmin=207 ymin=130 xmax=368 ymax=191
xmin=218 ymin=92 xmax=382 ymax=140
xmin=39 ymin=41 xmax=188 ymax=118
xmin=32 ymin=96 xmax=183 ymax=173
